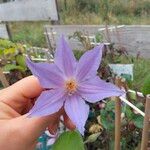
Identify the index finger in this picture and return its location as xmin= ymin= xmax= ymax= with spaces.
xmin=0 ymin=76 xmax=43 ymax=112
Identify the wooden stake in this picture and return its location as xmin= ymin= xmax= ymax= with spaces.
xmin=115 ymin=97 xmax=121 ymax=150
xmin=141 ymin=95 xmax=150 ymax=150
xmin=5 ymin=22 xmax=12 ymax=40
xmin=114 ymin=77 xmax=121 ymax=150
xmin=0 ymin=68 xmax=9 ymax=88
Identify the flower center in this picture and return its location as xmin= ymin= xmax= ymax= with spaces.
xmin=65 ymin=79 xmax=77 ymax=95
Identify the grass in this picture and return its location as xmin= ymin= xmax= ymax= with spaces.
xmin=59 ymin=11 xmax=150 ymax=25
xmin=58 ymin=0 xmax=150 ymax=25
xmin=115 ymin=56 xmax=150 ymax=91
xmin=133 ymin=58 xmax=150 ymax=91
xmin=10 ymin=22 xmax=48 ymax=47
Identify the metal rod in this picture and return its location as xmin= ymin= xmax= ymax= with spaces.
xmin=141 ymin=95 xmax=150 ymax=150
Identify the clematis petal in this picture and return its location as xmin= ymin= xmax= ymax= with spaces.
xmin=54 ymin=36 xmax=76 ymax=77
xmin=78 ymin=76 xmax=124 ymax=103
xmin=64 ymin=95 xmax=89 ymax=135
xmin=28 ymin=89 xmax=65 ymax=117
xmin=26 ymin=58 xmax=64 ymax=89
xmin=76 ymin=44 xmax=104 ymax=82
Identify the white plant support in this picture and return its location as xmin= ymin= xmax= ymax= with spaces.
xmin=128 ymin=89 xmax=144 ymax=98
xmin=119 ymin=96 xmax=145 ymax=117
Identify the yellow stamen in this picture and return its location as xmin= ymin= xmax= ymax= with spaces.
xmin=65 ymin=79 xmax=77 ymax=94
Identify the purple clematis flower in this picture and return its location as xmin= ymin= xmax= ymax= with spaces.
xmin=26 ymin=36 xmax=124 ymax=135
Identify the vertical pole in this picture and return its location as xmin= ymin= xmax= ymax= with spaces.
xmin=0 ymin=68 xmax=9 ymax=88
xmin=141 ymin=95 xmax=150 ymax=150
xmin=115 ymin=97 xmax=121 ymax=150
xmin=115 ymin=25 xmax=122 ymax=49
xmin=115 ymin=77 xmax=121 ymax=150
xmin=55 ymin=0 xmax=60 ymax=24
xmin=44 ymin=27 xmax=53 ymax=50
xmin=105 ymin=23 xmax=111 ymax=43
xmin=5 ymin=22 xmax=12 ymax=40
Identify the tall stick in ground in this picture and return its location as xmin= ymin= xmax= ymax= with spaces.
xmin=141 ymin=95 xmax=150 ymax=150
xmin=114 ymin=77 xmax=122 ymax=150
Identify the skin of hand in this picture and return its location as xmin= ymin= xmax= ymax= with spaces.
xmin=0 ymin=76 xmax=75 ymax=150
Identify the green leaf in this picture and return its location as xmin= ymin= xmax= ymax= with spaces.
xmin=0 ymin=39 xmax=15 ymax=49
xmin=3 ymin=64 xmax=24 ymax=72
xmin=125 ymin=106 xmax=134 ymax=120
xmin=4 ymin=48 xmax=16 ymax=55
xmin=132 ymin=115 xmax=144 ymax=129
xmin=52 ymin=131 xmax=84 ymax=150
xmin=135 ymin=102 xmax=144 ymax=110
xmin=100 ymin=109 xmax=115 ymax=131
xmin=100 ymin=110 xmax=108 ymax=129
xmin=16 ymin=54 xmax=27 ymax=68
xmin=73 ymin=50 xmax=84 ymax=60
xmin=0 ymin=49 xmax=3 ymax=56
xmin=128 ymin=91 xmax=137 ymax=100
xmin=105 ymin=100 xmax=115 ymax=111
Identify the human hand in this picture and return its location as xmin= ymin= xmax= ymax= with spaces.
xmin=0 ymin=76 xmax=75 ymax=150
